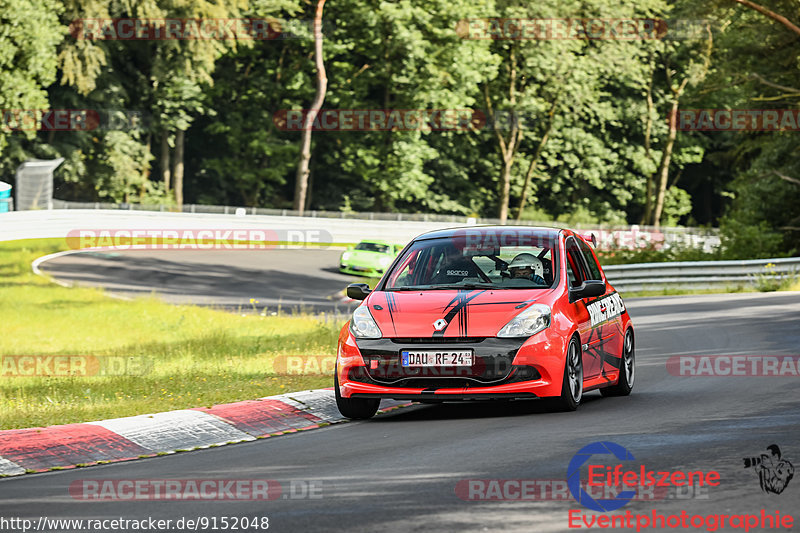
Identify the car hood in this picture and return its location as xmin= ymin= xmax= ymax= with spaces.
xmin=365 ymin=289 xmax=552 ymax=338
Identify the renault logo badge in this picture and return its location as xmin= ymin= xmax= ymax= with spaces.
xmin=433 ymin=319 xmax=448 ymax=331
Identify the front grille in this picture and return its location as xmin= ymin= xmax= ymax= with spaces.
xmin=398 ymin=379 xmax=473 ymax=389
xmin=390 ymin=337 xmax=485 ymax=344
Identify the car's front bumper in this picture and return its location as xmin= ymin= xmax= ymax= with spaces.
xmin=336 ymin=328 xmax=569 ymax=400
xmin=339 ymin=263 xmax=385 ymax=276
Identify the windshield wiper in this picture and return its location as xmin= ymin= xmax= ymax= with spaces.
xmin=426 ymin=283 xmax=497 ymax=290
xmin=388 ymin=283 xmax=496 ymax=291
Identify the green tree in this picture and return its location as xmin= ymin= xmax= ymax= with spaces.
xmin=305 ymin=0 xmax=496 ymax=213
xmin=702 ymin=0 xmax=800 ymax=253
xmin=0 ymin=0 xmax=64 ymax=153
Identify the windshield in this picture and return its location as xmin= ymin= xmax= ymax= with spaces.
xmin=383 ymin=231 xmax=558 ymax=290
xmin=354 ymin=242 xmax=391 ymax=254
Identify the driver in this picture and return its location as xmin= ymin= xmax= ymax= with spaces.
xmin=508 ymin=253 xmax=546 ymax=285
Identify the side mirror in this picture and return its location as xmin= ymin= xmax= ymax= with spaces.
xmin=569 ymin=280 xmax=606 ymax=302
xmin=346 ymin=283 xmax=372 ymax=300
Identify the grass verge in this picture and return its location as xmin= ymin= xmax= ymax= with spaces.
xmin=0 ymin=239 xmax=340 ymax=429
xmin=618 ymin=286 xmax=749 ymax=298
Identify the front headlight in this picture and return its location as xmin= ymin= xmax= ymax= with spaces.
xmin=497 ymin=304 xmax=551 ymax=338
xmin=341 ymin=252 xmax=352 ymax=261
xmin=378 ymin=255 xmax=393 ymax=267
xmin=349 ymin=305 xmax=382 ymax=339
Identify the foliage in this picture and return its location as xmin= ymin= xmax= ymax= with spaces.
xmin=596 ymin=241 xmax=720 ymax=265
xmin=749 ymin=262 xmax=800 ymax=292
xmin=0 ymin=0 xmax=64 ymax=152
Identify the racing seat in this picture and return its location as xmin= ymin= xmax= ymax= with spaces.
xmin=540 ymin=257 xmax=554 ymax=285
xmin=430 ymin=258 xmax=482 ymax=285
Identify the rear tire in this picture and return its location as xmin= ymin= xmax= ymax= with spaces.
xmin=549 ymin=336 xmax=583 ymax=411
xmin=335 ymin=370 xmax=380 ymax=419
xmin=600 ymin=329 xmax=635 ymax=397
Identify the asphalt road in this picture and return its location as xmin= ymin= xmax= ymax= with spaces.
xmin=38 ymin=249 xmax=364 ymax=313
xmin=1 ymin=291 xmax=799 ymax=532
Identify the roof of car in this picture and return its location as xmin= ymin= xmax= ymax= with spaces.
xmin=412 ymin=225 xmax=567 ymax=241
xmin=357 ymin=239 xmax=395 ymax=245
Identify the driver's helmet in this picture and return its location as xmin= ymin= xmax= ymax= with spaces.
xmin=509 ymin=253 xmax=544 ymax=279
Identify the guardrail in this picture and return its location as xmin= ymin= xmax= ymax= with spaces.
xmin=604 ymin=257 xmax=800 ymax=292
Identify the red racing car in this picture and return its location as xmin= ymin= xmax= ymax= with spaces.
xmin=335 ymin=226 xmax=635 ymax=419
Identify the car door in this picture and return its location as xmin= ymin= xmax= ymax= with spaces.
xmin=577 ymin=238 xmax=624 ymax=378
xmin=564 ymin=237 xmax=602 ymax=379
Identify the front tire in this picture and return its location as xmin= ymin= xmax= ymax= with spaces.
xmin=335 ymin=370 xmax=379 ymax=419
xmin=549 ymin=336 xmax=583 ymax=411
xmin=601 ymin=329 xmax=635 ymax=397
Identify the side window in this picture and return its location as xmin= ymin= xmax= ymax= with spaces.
xmin=565 ymin=240 xmax=585 ymax=288
xmin=387 ymin=249 xmax=418 ymax=287
xmin=578 ymin=239 xmax=602 ymax=281
xmin=471 ymin=256 xmax=495 ymax=278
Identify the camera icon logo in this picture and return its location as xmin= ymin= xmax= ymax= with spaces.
xmin=742 ymin=444 xmax=794 ymax=495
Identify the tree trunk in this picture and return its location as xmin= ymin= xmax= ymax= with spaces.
xmin=173 ymin=129 xmax=185 ymax=208
xmin=141 ymin=133 xmax=151 ymax=200
xmin=484 ymin=46 xmax=519 ymax=224
xmin=643 ymin=174 xmax=654 ymax=225
xmin=293 ymin=0 xmax=328 ymax=214
xmin=516 ymin=98 xmax=558 ymax=221
xmin=651 ymin=100 xmax=679 ymax=227
xmin=641 ymin=62 xmax=655 ymax=224
xmin=498 ymin=159 xmax=513 ymax=222
xmin=161 ymin=132 xmax=171 ymax=192
xmin=305 ymin=170 xmax=313 ymax=211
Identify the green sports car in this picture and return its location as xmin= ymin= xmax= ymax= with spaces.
xmin=339 ymin=240 xmax=404 ymax=276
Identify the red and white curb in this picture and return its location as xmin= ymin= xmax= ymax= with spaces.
xmin=0 ymin=389 xmax=410 ymax=477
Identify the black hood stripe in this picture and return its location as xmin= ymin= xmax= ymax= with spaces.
xmin=433 ymin=290 xmax=485 ymax=337
xmin=385 ymin=292 xmax=399 ymax=336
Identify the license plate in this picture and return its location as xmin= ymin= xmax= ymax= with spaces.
xmin=400 ymin=350 xmax=473 ymax=367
